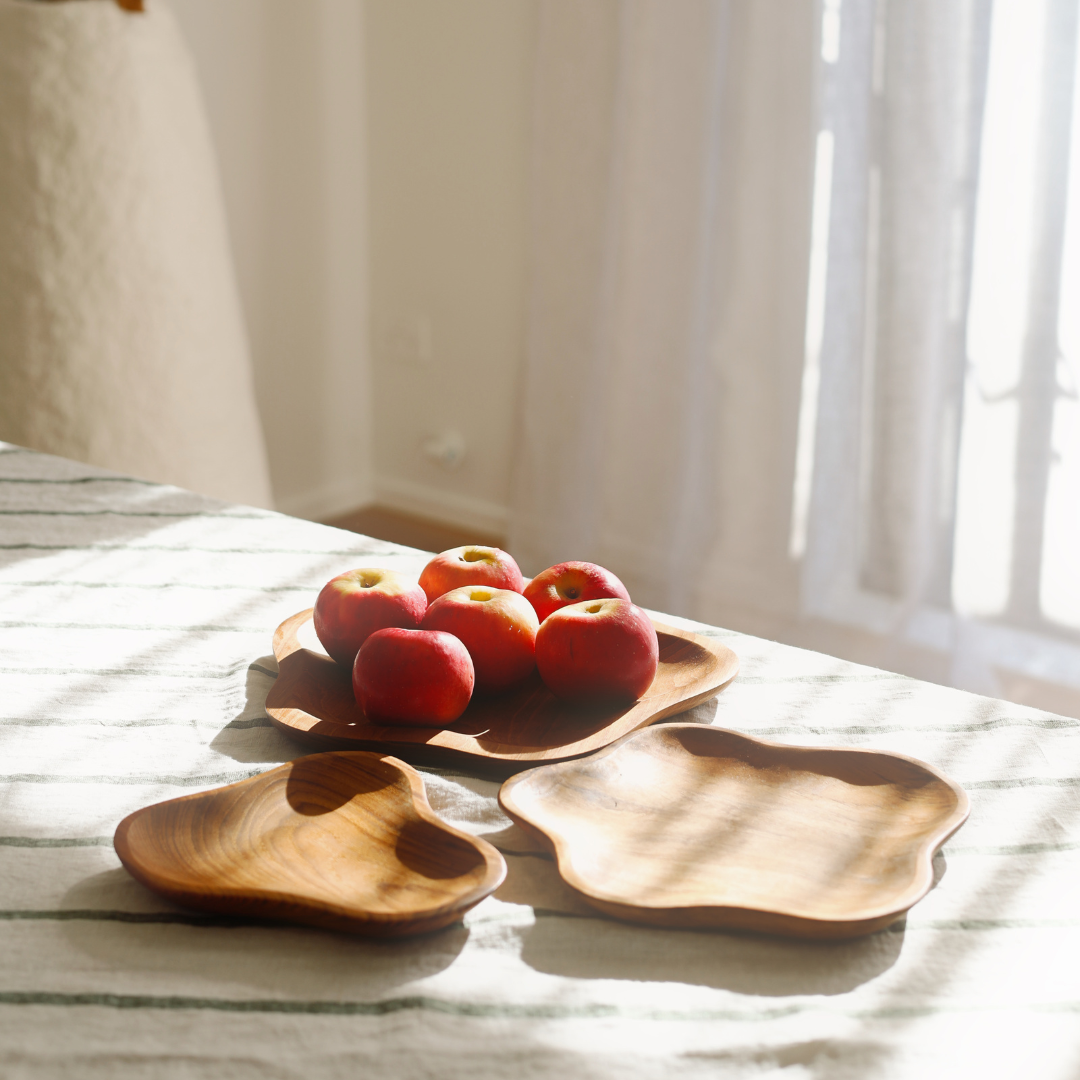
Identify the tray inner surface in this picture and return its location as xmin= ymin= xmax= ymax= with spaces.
xmin=505 ymin=726 xmax=965 ymax=923
xmin=266 ymin=611 xmax=739 ymax=770
xmin=115 ymin=752 xmax=503 ymax=934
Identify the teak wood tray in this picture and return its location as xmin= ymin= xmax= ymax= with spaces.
xmin=114 ymin=751 xmax=506 ymax=937
xmin=499 ymin=724 xmax=970 ymax=938
xmin=266 ymin=609 xmax=738 ymax=777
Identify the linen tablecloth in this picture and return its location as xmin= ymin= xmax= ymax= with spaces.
xmin=1 ymin=441 xmax=1078 ymax=1079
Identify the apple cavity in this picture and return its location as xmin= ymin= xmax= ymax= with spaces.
xmin=418 ymin=545 xmax=525 ymax=604
xmin=354 ymin=628 xmax=474 ymax=726
xmin=524 ymin=560 xmax=631 ymax=622
xmin=421 ymin=585 xmax=539 ymax=694
xmin=313 ymin=567 xmax=428 ymax=668
xmin=535 ymin=598 xmax=658 ymax=702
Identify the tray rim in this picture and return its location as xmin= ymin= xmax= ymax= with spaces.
xmin=497 ymin=723 xmax=971 ymax=938
xmin=114 ymin=750 xmax=507 ymax=936
xmin=265 ymin=608 xmax=739 ymax=776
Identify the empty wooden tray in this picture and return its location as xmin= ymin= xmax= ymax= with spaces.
xmin=265 ymin=609 xmax=739 ymax=777
xmin=498 ymin=724 xmax=969 ymax=938
xmin=114 ymin=751 xmax=506 ymax=937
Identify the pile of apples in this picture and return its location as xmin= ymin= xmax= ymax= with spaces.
xmin=312 ymin=546 xmax=659 ymax=727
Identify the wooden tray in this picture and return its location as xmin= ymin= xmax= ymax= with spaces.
xmin=265 ymin=609 xmax=739 ymax=777
xmin=114 ymin=751 xmax=506 ymax=937
xmin=498 ymin=724 xmax=969 ymax=938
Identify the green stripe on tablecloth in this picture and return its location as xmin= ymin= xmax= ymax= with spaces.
xmin=470 ymin=907 xmax=1080 ymax=933
xmin=0 ymin=990 xmax=1078 ymax=1021
xmin=0 ymin=621 xmax=272 ymax=633
xmin=0 ymin=477 xmax=158 ymax=486
xmin=0 ymin=837 xmax=114 ymax=848
xmin=965 ymin=777 xmax=1080 ymax=789
xmin=905 ymin=918 xmax=1080 ymax=931
xmin=0 ymin=715 xmax=274 ymax=729
xmin=8 ymin=834 xmax=1072 ymax=857
xmin=0 ymin=771 xmax=266 ymax=786
xmin=0 ymin=911 xmax=239 ymax=926
xmin=735 ymin=673 xmax=908 ymax=684
xmin=945 ymin=840 xmax=1080 ymax=855
xmin=0 ymin=580 xmax=316 ymax=592
xmin=0 ymin=908 xmax=561 ymax=927
xmin=4 ymin=758 xmax=1080 ymax=798
xmin=0 ymin=510 xmax=274 ymax=519
xmin=4 ymin=906 xmax=1080 ymax=932
xmin=0 ymin=621 xmax=273 ymax=634
xmin=10 ymin=826 xmax=1069 ymax=859
xmin=0 ymin=991 xmax=778 ymax=1019
xmin=0 ymin=543 xmax=399 ymax=556
xmin=0 ymin=662 xmax=277 ymax=679
xmin=747 ymin=717 xmax=1080 ymax=735
xmin=421 ymin=763 xmax=1080 ymax=792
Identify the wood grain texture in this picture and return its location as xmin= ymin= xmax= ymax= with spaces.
xmin=114 ymin=751 xmax=506 ymax=937
xmin=498 ymin=724 xmax=970 ymax=938
xmin=266 ymin=609 xmax=739 ymax=778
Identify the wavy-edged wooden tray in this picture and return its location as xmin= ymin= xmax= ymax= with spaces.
xmin=266 ymin=609 xmax=738 ymax=778
xmin=499 ymin=724 xmax=969 ymax=938
xmin=115 ymin=751 xmax=506 ymax=937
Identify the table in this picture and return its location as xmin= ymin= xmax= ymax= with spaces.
xmin=1 ymin=441 xmax=1078 ymax=1078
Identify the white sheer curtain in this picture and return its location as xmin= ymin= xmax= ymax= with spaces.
xmin=510 ymin=0 xmax=1080 ymax=713
xmin=510 ymin=0 xmax=815 ymax=615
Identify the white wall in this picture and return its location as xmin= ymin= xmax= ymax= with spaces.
xmin=170 ymin=0 xmax=535 ymax=530
xmin=365 ymin=0 xmax=536 ymax=537
xmin=170 ymin=0 xmax=373 ymax=519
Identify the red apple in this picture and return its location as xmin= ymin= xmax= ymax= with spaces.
xmin=421 ymin=585 xmax=538 ymax=693
xmin=523 ymin=560 xmax=631 ymax=622
xmin=418 ymin=545 xmax=525 ymax=604
xmin=354 ymin=628 xmax=474 ymax=726
xmin=535 ymin=598 xmax=658 ymax=702
xmin=313 ymin=567 xmax=427 ymax=668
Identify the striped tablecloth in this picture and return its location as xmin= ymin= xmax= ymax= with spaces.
xmin=1 ymin=441 xmax=1078 ymax=1079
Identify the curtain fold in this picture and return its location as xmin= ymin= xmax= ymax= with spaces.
xmin=803 ymin=0 xmax=993 ymax=657
xmin=512 ymin=0 xmax=1080 ymax=710
xmin=510 ymin=0 xmax=816 ymax=619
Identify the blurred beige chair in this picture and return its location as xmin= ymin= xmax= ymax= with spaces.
xmin=0 ymin=0 xmax=273 ymax=507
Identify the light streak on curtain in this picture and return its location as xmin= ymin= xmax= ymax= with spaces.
xmin=511 ymin=0 xmax=1080 ymax=712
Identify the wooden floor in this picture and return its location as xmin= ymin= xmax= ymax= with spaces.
xmin=322 ymin=505 xmax=504 ymax=555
